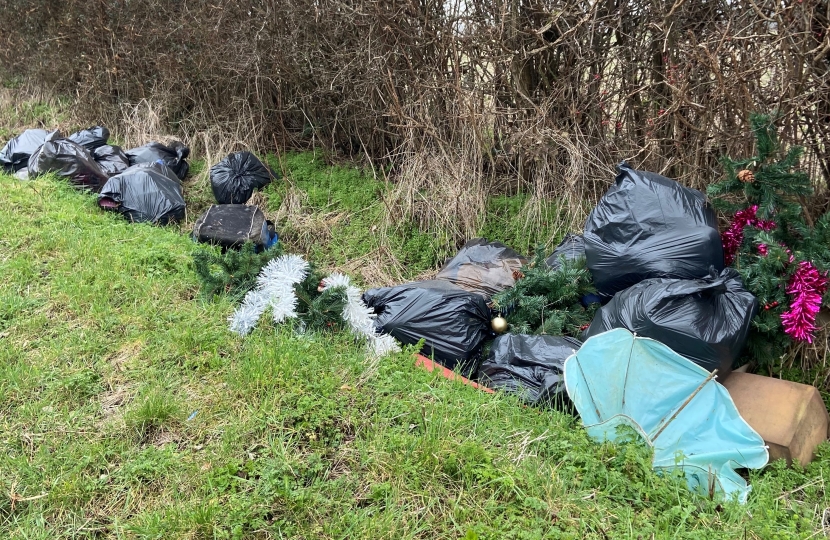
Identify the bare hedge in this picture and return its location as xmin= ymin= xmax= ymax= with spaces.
xmin=2 ymin=0 xmax=828 ymax=200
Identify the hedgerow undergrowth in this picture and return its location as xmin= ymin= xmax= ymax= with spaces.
xmin=1 ymin=170 xmax=829 ymax=539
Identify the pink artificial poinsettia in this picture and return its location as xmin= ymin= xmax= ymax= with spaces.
xmin=781 ymin=261 xmax=829 ymax=343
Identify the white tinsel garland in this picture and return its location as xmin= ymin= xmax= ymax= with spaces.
xmin=228 ymin=254 xmax=309 ymax=335
xmin=228 ymin=256 xmax=400 ymax=357
xmin=320 ymin=273 xmax=401 ymax=357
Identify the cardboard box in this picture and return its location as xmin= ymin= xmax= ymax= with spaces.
xmin=722 ymin=372 xmax=829 ymax=467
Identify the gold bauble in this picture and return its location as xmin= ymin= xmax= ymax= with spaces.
xmin=491 ymin=316 xmax=508 ymax=334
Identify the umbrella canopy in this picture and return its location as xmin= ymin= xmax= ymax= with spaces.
xmin=564 ymin=328 xmax=768 ymax=503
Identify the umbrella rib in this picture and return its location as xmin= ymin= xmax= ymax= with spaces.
xmin=620 ymin=337 xmax=636 ymax=409
xmin=651 ymin=369 xmax=718 ymax=442
xmin=574 ymin=357 xmax=603 ymax=420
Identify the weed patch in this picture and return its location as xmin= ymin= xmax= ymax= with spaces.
xmin=126 ymin=386 xmax=181 ymax=441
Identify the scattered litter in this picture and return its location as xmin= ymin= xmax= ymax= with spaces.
xmin=6 ymin=123 xmax=808 ymax=506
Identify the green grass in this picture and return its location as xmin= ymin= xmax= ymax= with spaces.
xmin=262 ymin=151 xmax=453 ymax=278
xmin=478 ymin=194 xmax=567 ymax=256
xmin=1 ymin=173 xmax=829 ymax=539
xmin=253 ymin=152 xmax=573 ymax=282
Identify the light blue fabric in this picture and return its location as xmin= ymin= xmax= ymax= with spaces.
xmin=564 ymin=328 xmax=768 ymax=503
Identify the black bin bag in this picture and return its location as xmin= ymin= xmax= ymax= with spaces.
xmin=28 ymin=135 xmax=108 ymax=191
xmin=98 ymin=163 xmax=185 ymax=224
xmin=0 ymin=129 xmax=58 ymax=172
xmin=362 ymin=280 xmax=491 ymax=375
xmin=479 ymin=334 xmax=581 ymax=407
xmin=584 ymin=162 xmax=724 ymax=300
xmin=435 ymin=238 xmax=527 ymax=299
xmin=126 ymin=141 xmax=190 ymax=180
xmin=583 ymin=267 xmax=757 ymax=377
xmin=67 ymin=126 xmax=109 ymax=151
xmin=545 ymin=233 xmax=585 ymax=269
xmin=193 ymin=204 xmax=275 ymax=249
xmin=210 ymin=151 xmax=276 ymax=204
xmin=93 ymin=145 xmax=131 ymax=176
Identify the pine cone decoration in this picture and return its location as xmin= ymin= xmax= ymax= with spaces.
xmin=512 ymin=270 xmax=525 ymax=281
xmin=737 ymin=169 xmax=755 ymax=183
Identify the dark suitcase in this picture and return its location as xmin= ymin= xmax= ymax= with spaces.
xmin=192 ymin=204 xmax=277 ymax=250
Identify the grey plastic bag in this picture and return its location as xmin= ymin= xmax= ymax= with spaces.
xmin=435 ymin=238 xmax=527 ymax=299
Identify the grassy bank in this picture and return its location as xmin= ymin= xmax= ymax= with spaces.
xmin=1 ymin=170 xmax=829 ymax=539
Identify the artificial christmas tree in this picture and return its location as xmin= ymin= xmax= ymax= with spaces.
xmin=491 ymin=247 xmax=598 ymax=336
xmin=707 ymin=113 xmax=830 ymax=367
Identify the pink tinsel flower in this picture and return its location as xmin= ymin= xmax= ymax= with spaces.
xmin=757 ymin=243 xmax=768 ymax=256
xmin=781 ymin=261 xmax=829 ymax=343
xmin=757 ymin=218 xmax=777 ymax=231
xmin=722 ymin=205 xmax=777 ymax=265
xmin=777 ymin=243 xmax=796 ymax=264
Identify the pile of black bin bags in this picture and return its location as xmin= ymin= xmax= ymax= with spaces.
xmin=361 ymin=238 xmax=584 ymax=405
xmin=1 ymin=127 xmax=279 ymax=237
xmin=3 ymin=128 xmax=760 ymax=405
xmin=0 ymin=126 xmax=192 ymax=224
xmin=367 ymin=162 xmax=757 ymax=409
xmin=579 ymin=162 xmax=756 ymax=380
